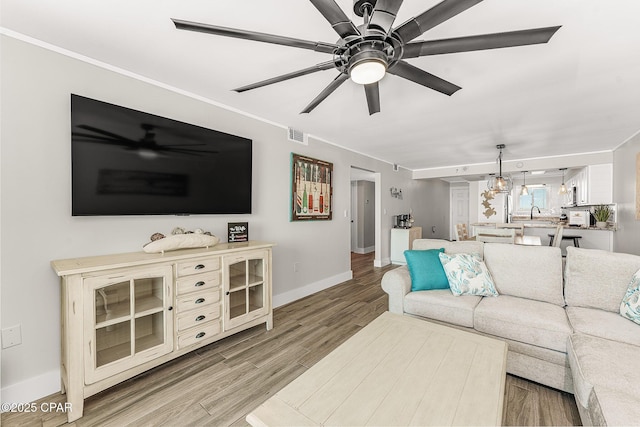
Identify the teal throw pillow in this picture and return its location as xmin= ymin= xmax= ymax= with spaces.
xmin=404 ymin=248 xmax=450 ymax=291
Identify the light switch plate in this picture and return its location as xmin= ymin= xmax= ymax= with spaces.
xmin=2 ymin=324 xmax=22 ymax=348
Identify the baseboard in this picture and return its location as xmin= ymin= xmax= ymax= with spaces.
xmin=374 ymin=257 xmax=391 ymax=268
xmin=273 ymin=270 xmax=353 ymax=308
xmin=352 ymin=246 xmax=375 ymax=255
xmin=1 ymin=369 xmax=60 ymax=407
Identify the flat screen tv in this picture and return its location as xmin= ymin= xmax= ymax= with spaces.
xmin=71 ymin=94 xmax=252 ymax=216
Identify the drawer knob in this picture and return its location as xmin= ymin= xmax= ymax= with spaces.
xmin=194 ymin=281 xmax=205 ymax=287
xmin=194 ymin=264 xmax=205 ymax=270
xmin=196 ymin=315 xmax=206 ymax=321
xmin=196 ymin=332 xmax=206 ymax=339
xmin=195 ymin=298 xmax=205 ymax=304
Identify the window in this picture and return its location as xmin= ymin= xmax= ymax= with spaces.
xmin=515 ymin=186 xmax=549 ymax=213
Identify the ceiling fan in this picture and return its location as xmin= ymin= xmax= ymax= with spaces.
xmin=172 ymin=0 xmax=561 ymax=115
xmin=73 ymin=124 xmax=218 ymax=158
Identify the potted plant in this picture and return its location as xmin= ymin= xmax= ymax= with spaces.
xmin=593 ymin=204 xmax=611 ymax=229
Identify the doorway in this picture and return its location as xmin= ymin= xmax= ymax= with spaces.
xmin=450 ymin=185 xmax=470 ymax=240
xmin=350 ymin=167 xmax=377 ymax=266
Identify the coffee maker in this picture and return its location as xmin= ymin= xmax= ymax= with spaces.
xmin=393 ymin=214 xmax=412 ymax=228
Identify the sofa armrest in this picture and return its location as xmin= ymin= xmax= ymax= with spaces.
xmin=381 ymin=266 xmax=412 ymax=314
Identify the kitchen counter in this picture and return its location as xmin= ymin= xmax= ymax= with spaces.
xmin=510 ymin=222 xmax=617 ymax=231
xmin=471 ymin=222 xmax=615 ymax=252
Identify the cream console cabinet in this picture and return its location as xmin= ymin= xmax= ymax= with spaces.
xmin=51 ymin=241 xmax=274 ymax=422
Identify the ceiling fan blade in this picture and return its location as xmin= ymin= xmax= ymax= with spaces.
xmin=234 ymin=60 xmax=339 ymax=92
xmin=364 ymin=83 xmax=381 ymax=115
xmin=394 ymin=0 xmax=483 ymax=43
xmin=367 ymin=0 xmax=404 ymax=36
xmin=77 ymin=125 xmax=138 ymax=143
xmin=309 ymin=0 xmax=360 ymax=39
xmin=388 ymin=61 xmax=461 ymax=96
xmin=73 ymin=132 xmax=123 ymax=142
xmin=163 ymin=148 xmax=219 ymax=156
xmin=403 ymin=26 xmax=562 ymax=58
xmin=172 ymin=18 xmax=338 ymax=54
xmin=301 ymin=73 xmax=349 ymax=114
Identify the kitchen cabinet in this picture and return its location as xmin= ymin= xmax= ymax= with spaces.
xmin=566 ymin=164 xmax=612 ymax=205
xmin=51 ymin=241 xmax=273 ymax=422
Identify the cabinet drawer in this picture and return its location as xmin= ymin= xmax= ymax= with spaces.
xmin=175 ymin=289 xmax=220 ymax=312
xmin=176 ymin=257 xmax=220 ymax=277
xmin=177 ymin=321 xmax=221 ymax=349
xmin=176 ymin=271 xmax=220 ymax=295
xmin=176 ymin=304 xmax=220 ymax=332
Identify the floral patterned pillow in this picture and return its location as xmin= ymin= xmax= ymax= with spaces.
xmin=438 ymin=252 xmax=499 ymax=297
xmin=620 ymin=269 xmax=640 ymax=325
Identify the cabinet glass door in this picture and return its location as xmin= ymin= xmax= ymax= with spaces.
xmin=85 ymin=266 xmax=173 ymax=384
xmin=225 ymin=252 xmax=267 ymax=330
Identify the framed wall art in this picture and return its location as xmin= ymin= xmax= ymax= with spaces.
xmin=291 ymin=153 xmax=333 ymax=221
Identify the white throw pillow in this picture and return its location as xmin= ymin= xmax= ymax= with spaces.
xmin=438 ymin=252 xmax=499 ymax=297
xmin=620 ymin=268 xmax=640 ymax=325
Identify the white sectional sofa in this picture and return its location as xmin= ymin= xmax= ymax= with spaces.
xmin=381 ymin=239 xmax=640 ymax=426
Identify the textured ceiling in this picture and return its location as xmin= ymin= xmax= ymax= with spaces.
xmin=2 ymin=0 xmax=640 ymax=171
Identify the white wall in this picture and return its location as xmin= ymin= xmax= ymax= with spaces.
xmin=613 ymin=132 xmax=640 ymax=255
xmin=410 ymin=178 xmax=450 ymax=240
xmin=0 ymin=35 xmax=419 ymax=402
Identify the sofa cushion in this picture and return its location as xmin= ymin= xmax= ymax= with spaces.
xmin=438 ymin=253 xmax=498 ymax=297
xmin=565 ymin=247 xmax=640 ymax=312
xmin=404 ymin=289 xmax=482 ymax=328
xmin=620 ymin=268 xmax=640 ymax=325
xmin=483 ymin=244 xmax=564 ymax=306
xmin=404 ymin=249 xmax=449 ymax=291
xmin=474 ymin=295 xmax=571 ymax=352
xmin=568 ymin=333 xmax=640 ymax=408
xmin=412 ymin=239 xmax=484 ymax=260
xmin=566 ymin=306 xmax=640 ymax=346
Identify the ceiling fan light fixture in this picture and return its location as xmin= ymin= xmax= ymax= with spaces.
xmin=348 ymin=49 xmax=388 ymax=85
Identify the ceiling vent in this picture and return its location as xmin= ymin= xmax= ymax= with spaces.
xmin=287 ymin=127 xmax=308 ymax=145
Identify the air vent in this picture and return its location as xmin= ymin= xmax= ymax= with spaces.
xmin=287 ymin=127 xmax=308 ymax=145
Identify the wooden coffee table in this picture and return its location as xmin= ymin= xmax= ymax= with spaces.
xmin=247 ymin=312 xmax=507 ymax=426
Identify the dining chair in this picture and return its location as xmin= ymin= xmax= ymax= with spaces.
xmin=475 ymin=227 xmax=516 ymax=244
xmin=455 ymin=223 xmax=473 ymax=241
xmin=551 ymin=224 xmax=564 ymax=247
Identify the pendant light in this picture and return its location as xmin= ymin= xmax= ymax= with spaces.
xmin=520 ymin=171 xmax=529 ymax=196
xmin=487 ymin=144 xmax=513 ymax=194
xmin=558 ymin=168 xmax=568 ymax=195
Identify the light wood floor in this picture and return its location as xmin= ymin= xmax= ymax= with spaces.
xmin=3 ymin=252 xmax=581 ymax=427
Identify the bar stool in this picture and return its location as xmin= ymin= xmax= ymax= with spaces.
xmin=548 ymin=233 xmax=582 ymax=247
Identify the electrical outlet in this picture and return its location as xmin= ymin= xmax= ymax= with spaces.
xmin=293 ymin=262 xmax=300 ymax=273
xmin=2 ymin=324 xmax=22 ymax=349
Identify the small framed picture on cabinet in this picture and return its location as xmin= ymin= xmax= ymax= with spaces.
xmin=228 ymin=222 xmax=248 ymax=242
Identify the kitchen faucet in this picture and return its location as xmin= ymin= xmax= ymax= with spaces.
xmin=531 ymin=205 xmax=541 ymax=220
